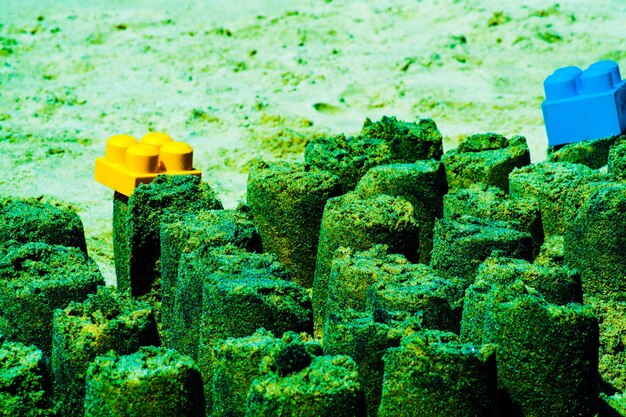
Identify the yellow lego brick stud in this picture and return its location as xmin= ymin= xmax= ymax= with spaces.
xmin=94 ymin=132 xmax=202 ymax=196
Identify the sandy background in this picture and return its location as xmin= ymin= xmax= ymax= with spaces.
xmin=1 ymin=0 xmax=625 ymax=284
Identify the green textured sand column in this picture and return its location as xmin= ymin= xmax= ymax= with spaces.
xmin=509 ymin=161 xmax=603 ymax=236
xmin=355 ymin=160 xmax=447 ymax=263
xmin=113 ymin=175 xmax=222 ymax=297
xmin=171 ymin=245 xmax=292 ymax=360
xmin=460 ymin=256 xmax=582 ymax=345
xmin=247 ymin=159 xmax=341 ymax=287
xmin=323 ymin=310 xmax=421 ymax=417
xmin=211 ymin=330 xmax=321 ymax=417
xmin=159 ymin=206 xmax=260 ymax=346
xmin=0 ymin=196 xmax=87 ymax=253
xmin=325 ymin=245 xmax=460 ymax=333
xmin=84 ymin=346 xmax=204 ymax=417
xmin=304 ymin=116 xmax=443 ymax=192
xmin=0 ymin=337 xmax=55 ymax=417
xmin=246 ymin=354 xmax=364 ymax=416
xmin=494 ymin=294 xmax=598 ymax=416
xmin=378 ymin=330 xmax=497 ymax=417
xmin=313 ymin=192 xmax=419 ymax=337
xmin=565 ymin=184 xmax=626 ymax=300
xmin=51 ymin=286 xmax=159 ymax=417
xmin=0 ymin=241 xmax=104 ymax=356
xmin=442 ymin=133 xmax=530 ymax=192
xmin=430 ymin=216 xmax=532 ymax=288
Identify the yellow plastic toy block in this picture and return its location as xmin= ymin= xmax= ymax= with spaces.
xmin=94 ymin=132 xmax=202 ymax=196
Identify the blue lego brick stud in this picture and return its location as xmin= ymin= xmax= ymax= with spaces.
xmin=542 ymin=60 xmax=626 ymax=146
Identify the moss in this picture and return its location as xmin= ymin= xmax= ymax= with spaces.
xmin=51 ymin=286 xmax=158 ymax=417
xmin=247 ymin=159 xmax=341 ymax=287
xmin=360 ymin=115 xmax=443 ymax=162
xmin=323 ymin=310 xmax=421 ymax=416
xmin=313 ymin=192 xmax=419 ymax=338
xmin=378 ymin=330 xmax=497 ymax=417
xmin=171 ymin=245 xmax=291 ymax=360
xmin=547 ymin=135 xmax=617 ymax=169
xmin=493 ymin=294 xmax=598 ymax=417
xmin=0 ymin=196 xmax=87 ymax=253
xmin=443 ymin=183 xmax=544 ymax=257
xmin=565 ymin=183 xmax=626 ymax=300
xmin=212 ymin=330 xmax=320 ymax=417
xmin=354 ymin=161 xmax=447 ymax=263
xmin=84 ymin=346 xmax=204 ymax=417
xmin=246 ymin=355 xmax=363 ymax=416
xmin=509 ymin=161 xmax=604 ymax=236
xmin=430 ymin=216 xmax=533 ymax=289
xmin=0 ymin=241 xmax=104 ymax=355
xmin=159 ymin=205 xmax=260 ymax=346
xmin=442 ymin=133 xmax=530 ymax=192
xmin=0 ymin=337 xmax=54 ymax=417
xmin=113 ymin=175 xmax=223 ymax=298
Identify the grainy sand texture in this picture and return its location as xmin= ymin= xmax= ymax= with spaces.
xmin=1 ymin=0 xmax=625 ymax=282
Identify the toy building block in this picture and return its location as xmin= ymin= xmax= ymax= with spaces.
xmin=542 ymin=60 xmax=626 ymax=146
xmin=94 ymin=132 xmax=202 ymax=197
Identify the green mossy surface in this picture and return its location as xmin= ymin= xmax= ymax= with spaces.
xmin=442 ymin=133 xmax=530 ymax=192
xmin=246 ymin=354 xmax=363 ymax=417
xmin=608 ymin=136 xmax=626 ymax=181
xmin=443 ymin=183 xmax=544 ymax=256
xmin=534 ymin=234 xmax=565 ymax=268
xmin=247 ymin=159 xmax=341 ymax=288
xmin=172 ymin=244 xmax=291 ymax=360
xmin=589 ymin=297 xmax=626 ymax=394
xmin=547 ymin=135 xmax=617 ymax=169
xmin=212 ymin=330 xmax=321 ymax=417
xmin=565 ymin=183 xmax=626 ymax=300
xmin=304 ymin=116 xmax=442 ymax=192
xmin=430 ymin=216 xmax=533 ymax=289
xmin=0 ymin=196 xmax=87 ymax=253
xmin=460 ymin=257 xmax=582 ymax=345
xmin=493 ymin=294 xmax=598 ymax=417
xmin=0 ymin=337 xmax=54 ymax=417
xmin=360 ymin=115 xmax=443 ymax=162
xmin=84 ymin=346 xmax=204 ymax=417
xmin=378 ymin=330 xmax=496 ymax=417
xmin=313 ymin=192 xmax=419 ymax=338
xmin=323 ymin=309 xmax=421 ymax=417
xmin=0 ymin=241 xmax=103 ymax=355
xmin=354 ymin=161 xmax=447 ymax=263
xmin=113 ymin=175 xmax=223 ymax=298
xmin=509 ymin=161 xmax=604 ymax=236
xmin=51 ymin=286 xmax=158 ymax=417
xmin=602 ymin=393 xmax=626 ymax=417
xmin=160 ymin=205 xmax=260 ymax=346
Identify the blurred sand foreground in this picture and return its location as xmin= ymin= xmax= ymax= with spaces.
xmin=1 ymin=0 xmax=625 ymax=283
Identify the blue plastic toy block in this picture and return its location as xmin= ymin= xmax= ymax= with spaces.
xmin=541 ymin=60 xmax=626 ymax=146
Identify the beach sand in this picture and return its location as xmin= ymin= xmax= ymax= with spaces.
xmin=1 ymin=0 xmax=625 ymax=283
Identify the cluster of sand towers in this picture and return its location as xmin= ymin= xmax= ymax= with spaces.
xmin=2 ymin=116 xmax=626 ymax=416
